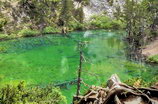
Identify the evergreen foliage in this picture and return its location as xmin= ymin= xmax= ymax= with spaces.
xmin=60 ymin=0 xmax=74 ymax=27
xmin=119 ymin=0 xmax=153 ymax=61
xmin=74 ymin=7 xmax=84 ymax=24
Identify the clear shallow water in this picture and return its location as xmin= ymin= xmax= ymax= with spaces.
xmin=0 ymin=30 xmax=157 ymax=103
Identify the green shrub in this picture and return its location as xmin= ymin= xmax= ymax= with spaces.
xmin=89 ymin=16 xmax=111 ymax=29
xmin=0 ymin=33 xmax=17 ymax=40
xmin=0 ymin=82 xmax=67 ymax=104
xmin=42 ymin=26 xmax=61 ymax=34
xmin=18 ymin=29 xmax=40 ymax=37
xmin=68 ymin=20 xmax=84 ymax=31
xmin=9 ymin=33 xmax=19 ymax=39
xmin=150 ymin=30 xmax=158 ymax=38
xmin=0 ymin=33 xmax=9 ymax=40
xmin=89 ymin=15 xmax=125 ymax=30
xmin=82 ymin=0 xmax=90 ymax=6
xmin=110 ymin=20 xmax=125 ymax=29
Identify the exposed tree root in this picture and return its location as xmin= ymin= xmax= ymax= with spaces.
xmin=73 ymin=74 xmax=158 ymax=104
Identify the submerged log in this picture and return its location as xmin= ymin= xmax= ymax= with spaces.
xmin=54 ymin=79 xmax=78 ymax=89
xmin=73 ymin=74 xmax=158 ymax=104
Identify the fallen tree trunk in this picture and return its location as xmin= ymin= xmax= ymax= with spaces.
xmin=73 ymin=74 xmax=158 ymax=104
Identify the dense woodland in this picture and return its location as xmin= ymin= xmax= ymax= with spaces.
xmin=0 ymin=0 xmax=158 ymax=104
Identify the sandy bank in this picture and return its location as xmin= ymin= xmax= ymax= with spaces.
xmin=142 ymin=38 xmax=158 ymax=57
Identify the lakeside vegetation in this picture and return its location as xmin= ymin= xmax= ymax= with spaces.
xmin=0 ymin=82 xmax=67 ymax=104
xmin=0 ymin=16 xmax=125 ymax=40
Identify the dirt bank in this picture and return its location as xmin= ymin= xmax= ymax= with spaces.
xmin=142 ymin=38 xmax=158 ymax=57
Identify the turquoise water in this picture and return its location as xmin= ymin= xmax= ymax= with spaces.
xmin=0 ymin=30 xmax=157 ymax=103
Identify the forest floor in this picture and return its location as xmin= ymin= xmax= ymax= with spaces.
xmin=142 ymin=37 xmax=158 ymax=57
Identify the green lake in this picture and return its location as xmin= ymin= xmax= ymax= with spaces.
xmin=0 ymin=30 xmax=157 ymax=103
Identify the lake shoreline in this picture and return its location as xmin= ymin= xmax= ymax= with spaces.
xmin=0 ymin=29 xmax=123 ymax=42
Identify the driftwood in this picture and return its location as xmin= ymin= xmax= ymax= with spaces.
xmin=73 ymin=74 xmax=158 ymax=104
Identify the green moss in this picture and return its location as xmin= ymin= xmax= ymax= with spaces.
xmin=18 ymin=29 xmax=40 ymax=37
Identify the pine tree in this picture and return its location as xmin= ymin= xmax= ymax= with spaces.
xmin=74 ymin=0 xmax=87 ymax=24
xmin=75 ymin=6 xmax=84 ymax=23
xmin=122 ymin=0 xmax=152 ymax=61
xmin=60 ymin=0 xmax=74 ymax=26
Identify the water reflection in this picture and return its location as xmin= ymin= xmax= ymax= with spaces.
xmin=87 ymin=32 xmax=124 ymax=62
